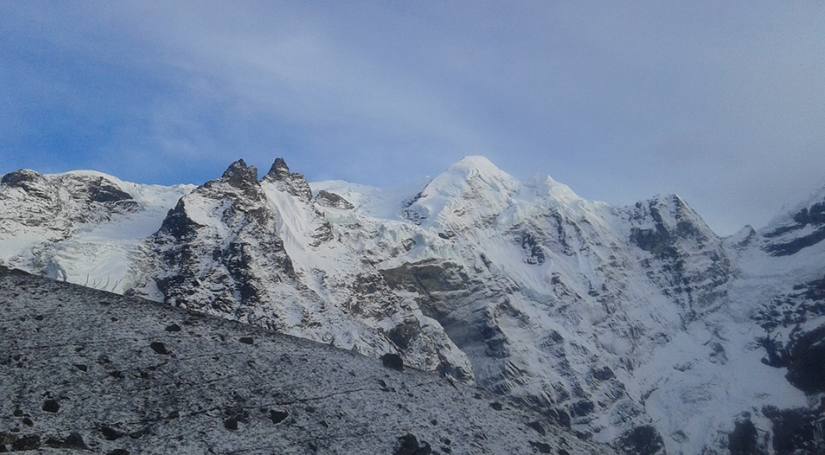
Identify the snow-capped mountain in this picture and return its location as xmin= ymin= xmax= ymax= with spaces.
xmin=1 ymin=156 xmax=823 ymax=454
xmin=0 ymin=169 xmax=192 ymax=293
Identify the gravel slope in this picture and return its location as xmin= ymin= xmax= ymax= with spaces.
xmin=0 ymin=266 xmax=608 ymax=454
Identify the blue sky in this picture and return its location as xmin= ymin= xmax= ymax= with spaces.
xmin=1 ymin=1 xmax=824 ymax=234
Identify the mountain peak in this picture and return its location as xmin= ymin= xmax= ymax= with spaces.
xmin=424 ymin=156 xmax=516 ymax=192
xmin=262 ymin=157 xmax=313 ymax=201
xmin=221 ymin=159 xmax=258 ymax=188
xmin=1 ymin=169 xmax=44 ymax=188
xmin=266 ymin=157 xmax=291 ymax=180
xmin=401 ymin=156 xmax=518 ymax=226
xmin=447 ymin=155 xmax=508 ymax=177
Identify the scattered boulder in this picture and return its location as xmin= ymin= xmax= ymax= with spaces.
xmin=100 ymin=425 xmax=126 ymax=440
xmin=269 ymin=409 xmax=289 ymax=424
xmin=42 ymin=399 xmax=60 ymax=413
xmin=223 ymin=406 xmax=250 ymax=431
xmin=44 ymin=432 xmax=88 ymax=450
xmin=395 ymin=434 xmax=432 ymax=455
xmin=224 ymin=417 xmax=239 ymax=431
xmin=11 ymin=434 xmax=41 ymax=451
xmin=149 ymin=341 xmax=171 ymax=355
xmin=239 ymin=336 xmax=254 ymax=345
xmin=381 ymin=353 xmax=404 ymax=371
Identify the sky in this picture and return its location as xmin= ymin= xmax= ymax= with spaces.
xmin=1 ymin=1 xmax=824 ymax=234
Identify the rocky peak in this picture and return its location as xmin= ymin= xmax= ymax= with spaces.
xmin=1 ymin=169 xmax=43 ymax=187
xmin=402 ymin=156 xmax=519 ymax=228
xmin=725 ymin=225 xmax=756 ymax=249
xmin=263 ymin=157 xmax=312 ymax=202
xmin=221 ymin=159 xmax=259 ymax=190
xmin=760 ymin=185 xmax=825 ymax=256
xmin=1 ymin=169 xmax=50 ymax=198
xmin=627 ymin=194 xmax=715 ymax=245
xmin=625 ymin=193 xmax=731 ymax=317
xmin=267 ymin=158 xmax=291 ymax=180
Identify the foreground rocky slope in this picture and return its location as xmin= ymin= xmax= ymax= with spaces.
xmin=0 ymin=266 xmax=606 ymax=454
xmin=1 ymin=156 xmax=824 ymax=453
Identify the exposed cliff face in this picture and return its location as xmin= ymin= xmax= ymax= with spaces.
xmin=142 ymin=159 xmax=306 ymax=320
xmin=2 ymin=156 xmax=824 ymax=454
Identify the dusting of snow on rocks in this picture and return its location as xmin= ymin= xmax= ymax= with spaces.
xmin=0 ymin=266 xmax=608 ymax=454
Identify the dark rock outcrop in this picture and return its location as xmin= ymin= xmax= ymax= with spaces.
xmin=727 ymin=416 xmax=764 ymax=455
xmin=615 ymin=425 xmax=665 ymax=455
xmin=315 ymin=190 xmax=354 ymax=209
xmin=264 ymin=157 xmax=312 ymax=202
xmin=763 ymin=405 xmax=825 ymax=454
xmin=1 ymin=169 xmax=48 ymax=194
xmin=784 ymin=324 xmax=825 ymax=393
xmin=764 ymin=197 xmax=825 ymax=256
xmin=221 ymin=159 xmax=259 ymax=193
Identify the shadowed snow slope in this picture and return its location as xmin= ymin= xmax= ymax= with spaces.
xmin=0 ymin=266 xmax=608 ymax=454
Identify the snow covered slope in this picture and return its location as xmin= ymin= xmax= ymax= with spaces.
xmin=0 ymin=266 xmax=608 ymax=454
xmin=0 ymin=169 xmax=192 ymax=293
xmin=2 ymin=156 xmax=823 ymax=454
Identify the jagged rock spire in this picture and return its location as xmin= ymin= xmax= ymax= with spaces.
xmin=264 ymin=157 xmax=312 ymax=202
xmin=222 ymin=159 xmax=259 ymax=189
xmin=267 ymin=158 xmax=290 ymax=180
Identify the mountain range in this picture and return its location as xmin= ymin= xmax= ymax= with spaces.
xmin=1 ymin=156 xmax=823 ymax=454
